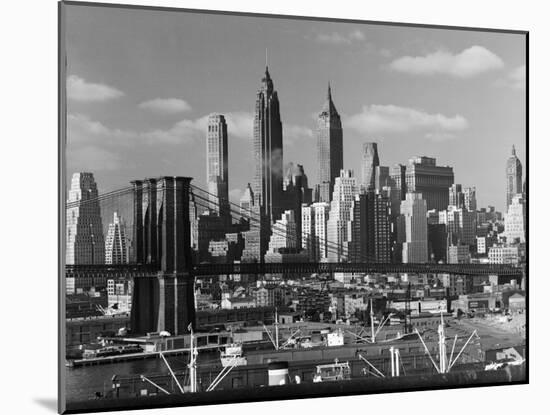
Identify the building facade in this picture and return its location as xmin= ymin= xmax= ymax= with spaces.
xmin=66 ymin=172 xmax=105 ymax=265
xmin=506 ymin=145 xmax=523 ymax=210
xmin=327 ymin=170 xmax=357 ymax=262
xmin=316 ymin=84 xmax=343 ymax=203
xmin=252 ymin=66 xmax=284 ymax=259
xmin=398 ymin=192 xmax=428 ymax=263
xmin=464 ymin=186 xmax=477 ymax=212
xmin=206 ymin=114 xmax=230 ymax=218
xmin=348 ymin=191 xmax=391 ymax=263
xmin=105 ymin=211 xmax=127 ymax=264
xmin=361 ymin=142 xmax=380 ymax=192
xmin=504 ymin=193 xmax=526 ymax=243
xmin=405 ymin=156 xmax=454 ymax=211
xmin=488 ymin=245 xmax=519 ymax=265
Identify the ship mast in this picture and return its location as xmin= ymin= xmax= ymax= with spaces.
xmin=188 ymin=325 xmax=197 ymax=393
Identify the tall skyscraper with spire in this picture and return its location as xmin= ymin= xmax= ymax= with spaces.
xmin=248 ymin=65 xmax=284 ymax=260
xmin=361 ymin=142 xmax=380 ymax=192
xmin=316 ymin=84 xmax=343 ymax=203
xmin=252 ymin=66 xmax=284 ymax=223
xmin=206 ymin=114 xmax=230 ymax=219
xmin=66 ymin=172 xmax=105 ymax=265
xmin=506 ymin=145 xmax=523 ymax=210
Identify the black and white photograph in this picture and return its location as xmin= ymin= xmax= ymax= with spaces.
xmin=58 ymin=1 xmax=527 ymax=413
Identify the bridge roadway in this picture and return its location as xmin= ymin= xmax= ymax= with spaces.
xmin=65 ymin=262 xmax=524 ymax=278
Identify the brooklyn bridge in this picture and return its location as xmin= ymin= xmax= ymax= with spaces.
xmin=65 ymin=176 xmax=524 ymax=338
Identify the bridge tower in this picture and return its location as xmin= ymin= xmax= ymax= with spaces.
xmin=130 ymin=176 xmax=195 ymax=336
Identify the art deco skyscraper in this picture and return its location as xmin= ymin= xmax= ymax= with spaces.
xmin=105 ymin=211 xmax=128 ymax=264
xmin=405 ymin=156 xmax=454 ymax=211
xmin=66 ymin=172 xmax=105 ymax=264
xmin=206 ymin=114 xmax=230 ymax=219
xmin=398 ymin=192 xmax=428 ymax=263
xmin=253 ymin=66 xmax=284 ymax=224
xmin=504 ymin=194 xmax=526 ymax=243
xmin=506 ymin=145 xmax=523 ymax=210
xmin=326 ymin=170 xmax=357 ymax=262
xmin=316 ymin=84 xmax=343 ymax=203
xmin=361 ymin=142 xmax=380 ymax=191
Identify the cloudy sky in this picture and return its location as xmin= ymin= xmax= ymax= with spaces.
xmin=65 ymin=4 xmax=526 ymax=212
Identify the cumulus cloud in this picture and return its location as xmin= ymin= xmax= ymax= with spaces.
xmin=316 ymin=29 xmax=366 ymax=45
xmin=139 ymin=98 xmax=192 ymax=114
xmin=229 ymin=188 xmax=243 ymax=202
xmin=345 ymin=104 xmax=468 ymax=140
xmin=389 ymin=45 xmax=504 ymax=78
xmin=224 ymin=112 xmax=254 ymax=140
xmin=67 ymin=75 xmax=124 ymax=102
xmin=507 ymin=65 xmax=526 ymax=89
xmin=284 ymin=124 xmax=313 ymax=145
xmin=68 ymin=111 xmax=255 ymax=147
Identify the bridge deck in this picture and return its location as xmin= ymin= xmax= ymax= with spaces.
xmin=65 ymin=262 xmax=524 ymax=277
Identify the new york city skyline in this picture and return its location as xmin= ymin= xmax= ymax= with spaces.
xmin=65 ymin=5 xmax=526 ymax=212
xmin=61 ymin=4 xmax=527 ymax=412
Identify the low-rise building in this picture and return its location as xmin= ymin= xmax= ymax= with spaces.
xmin=488 ymin=245 xmax=519 ymax=265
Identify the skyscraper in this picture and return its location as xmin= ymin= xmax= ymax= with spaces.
xmin=105 ymin=211 xmax=128 ymax=264
xmin=347 ymin=191 xmax=391 ymax=263
xmin=268 ymin=210 xmax=297 ymax=253
xmin=66 ymin=172 xmax=105 ymax=265
xmin=405 ymin=156 xmax=454 ymax=211
xmin=504 ymin=194 xmax=526 ymax=243
xmin=449 ymin=184 xmax=465 ymax=208
xmin=326 ymin=170 xmax=357 ymax=262
xmin=398 ymin=193 xmax=428 ymax=263
xmin=316 ymin=84 xmax=343 ymax=203
xmin=464 ymin=186 xmax=477 ymax=212
xmin=252 ymin=66 xmax=284 ymax=260
xmin=253 ymin=66 xmax=284 ymax=224
xmin=506 ymin=145 xmax=523 ymax=210
xmin=361 ymin=142 xmax=380 ymax=191
xmin=206 ymin=114 xmax=230 ymax=219
xmin=439 ymin=205 xmax=476 ymax=247
xmin=390 ymin=164 xmax=407 ymax=201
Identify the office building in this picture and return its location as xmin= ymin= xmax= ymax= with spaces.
xmin=348 ymin=191 xmax=391 ymax=263
xmin=316 ymin=84 xmax=343 ymax=203
xmin=448 ymin=244 xmax=470 ymax=264
xmin=464 ymin=186 xmax=477 ymax=212
xmin=302 ymin=202 xmax=331 ymax=262
xmin=361 ymin=142 xmax=380 ymax=191
xmin=428 ymin=223 xmax=447 ymax=262
xmin=506 ymin=145 xmax=523 ymax=210
xmin=252 ymin=65 xmax=284 ymax=259
xmin=449 ymin=184 xmax=464 ymax=208
xmin=488 ymin=245 xmax=519 ymax=265
xmin=390 ymin=164 xmax=407 ymax=201
xmin=398 ymin=193 xmax=428 ymax=263
xmin=66 ymin=172 xmax=105 ymax=265
xmin=504 ymin=194 xmax=526 ymax=243
xmin=267 ymin=210 xmax=297 ymax=253
xmin=439 ymin=205 xmax=477 ymax=247
xmin=282 ymin=162 xmax=312 ymax=247
xmin=206 ymin=114 xmax=230 ymax=218
xmin=327 ymin=170 xmax=357 ymax=262
xmin=405 ymin=156 xmax=454 ymax=211
xmin=105 ymin=211 xmax=127 ymax=264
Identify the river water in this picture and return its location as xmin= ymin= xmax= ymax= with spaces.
xmin=66 ymin=352 xmax=217 ymax=403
